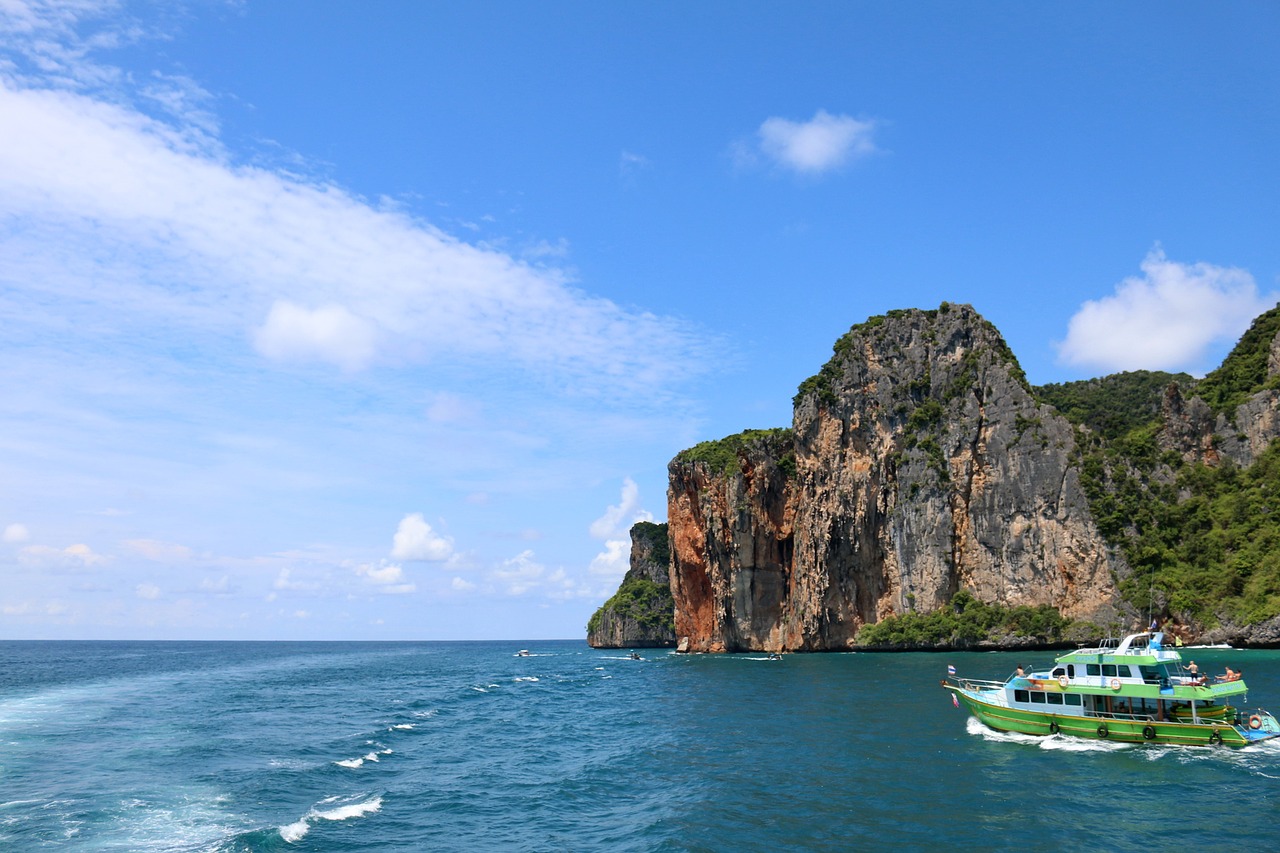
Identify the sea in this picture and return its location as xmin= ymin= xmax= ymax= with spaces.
xmin=2 ymin=640 xmax=1279 ymax=852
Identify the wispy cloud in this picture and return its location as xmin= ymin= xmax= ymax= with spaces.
xmin=0 ymin=1 xmax=704 ymax=637
xmin=0 ymin=75 xmax=714 ymax=397
xmin=1056 ymin=248 xmax=1278 ymax=375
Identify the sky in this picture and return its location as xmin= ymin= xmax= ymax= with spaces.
xmin=1 ymin=1 xmax=1278 ymax=640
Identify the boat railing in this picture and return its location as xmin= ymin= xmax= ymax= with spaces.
xmin=1092 ymin=709 xmax=1158 ymax=724
xmin=950 ymin=676 xmax=1006 ymax=692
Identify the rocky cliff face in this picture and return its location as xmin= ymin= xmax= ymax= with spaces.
xmin=669 ymin=305 xmax=1122 ymax=652
xmin=587 ymin=522 xmax=676 ymax=648
xmin=1160 ymin=327 xmax=1280 ymax=468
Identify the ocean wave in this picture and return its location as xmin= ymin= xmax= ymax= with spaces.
xmin=335 ymin=747 xmax=393 ymax=769
xmin=514 ymin=676 xmax=539 ymax=682
xmin=279 ymin=794 xmax=383 ymax=843
xmin=390 ymin=723 xmax=415 ymax=730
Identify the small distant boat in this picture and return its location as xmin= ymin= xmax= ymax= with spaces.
xmin=628 ymin=652 xmax=641 ymax=660
xmin=767 ymin=653 xmax=782 ymax=661
xmin=516 ymin=649 xmax=531 ymax=657
xmin=943 ymin=631 xmax=1280 ymax=747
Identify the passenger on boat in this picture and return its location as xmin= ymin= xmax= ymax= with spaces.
xmin=1015 ymin=665 xmax=1026 ymax=678
xmin=1188 ymin=660 xmax=1199 ymax=676
xmin=1217 ymin=667 xmax=1242 ymax=682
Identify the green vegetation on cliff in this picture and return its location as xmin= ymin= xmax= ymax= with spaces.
xmin=1115 ymin=440 xmax=1280 ymax=626
xmin=1035 ymin=327 xmax=1280 ymax=628
xmin=1036 ymin=370 xmax=1191 ymax=442
xmin=630 ymin=520 xmax=670 ymax=570
xmin=586 ymin=576 xmax=675 ymax=635
xmin=856 ymin=590 xmax=1091 ymax=648
xmin=1192 ymin=305 xmax=1280 ymax=418
xmin=674 ymin=428 xmax=795 ymax=478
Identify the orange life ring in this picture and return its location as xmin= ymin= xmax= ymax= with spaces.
xmin=1058 ymin=675 xmax=1069 ymax=688
xmin=1110 ymin=678 xmax=1121 ymax=691
xmin=1250 ymin=715 xmax=1263 ymax=730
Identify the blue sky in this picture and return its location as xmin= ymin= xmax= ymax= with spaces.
xmin=2 ymin=1 xmax=1277 ymax=640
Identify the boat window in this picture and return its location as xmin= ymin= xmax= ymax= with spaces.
xmin=1047 ymin=693 xmax=1064 ymax=705
xmin=1030 ymin=692 xmax=1046 ymax=704
xmin=1139 ymin=665 xmax=1160 ymax=684
xmin=1065 ymin=694 xmax=1081 ymax=706
xmin=1067 ymin=664 xmax=1075 ymax=678
xmin=1014 ymin=689 xmax=1029 ymax=703
xmin=1051 ymin=667 xmax=1065 ymax=678
xmin=1102 ymin=664 xmax=1118 ymax=677
xmin=1086 ymin=664 xmax=1100 ymax=676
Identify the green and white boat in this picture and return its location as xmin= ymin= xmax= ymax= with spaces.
xmin=943 ymin=631 xmax=1280 ymax=747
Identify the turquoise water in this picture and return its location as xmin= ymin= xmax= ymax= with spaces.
xmin=2 ymin=641 xmax=1279 ymax=851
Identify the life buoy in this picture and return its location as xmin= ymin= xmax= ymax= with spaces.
xmin=1097 ymin=724 xmax=1109 ymax=738
xmin=1049 ymin=720 xmax=1060 ymax=735
xmin=1249 ymin=715 xmax=1263 ymax=730
xmin=1057 ymin=675 xmax=1069 ymax=688
xmin=1209 ymin=729 xmax=1224 ymax=745
xmin=1142 ymin=725 xmax=1157 ymax=740
xmin=1110 ymin=678 xmax=1121 ymax=691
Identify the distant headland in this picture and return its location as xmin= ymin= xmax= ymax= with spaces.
xmin=589 ymin=302 xmax=1280 ymax=652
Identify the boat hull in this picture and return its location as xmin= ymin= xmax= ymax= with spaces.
xmin=946 ymin=684 xmax=1279 ymax=747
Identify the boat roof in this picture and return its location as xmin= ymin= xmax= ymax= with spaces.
xmin=1059 ymin=631 xmax=1181 ymax=663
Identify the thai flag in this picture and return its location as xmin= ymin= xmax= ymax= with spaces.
xmin=947 ymin=664 xmax=956 ymax=675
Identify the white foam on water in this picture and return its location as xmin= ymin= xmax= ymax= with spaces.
xmin=390 ymin=723 xmax=414 ymax=730
xmin=335 ymin=757 xmax=364 ymax=768
xmin=964 ymin=716 xmax=1131 ymax=752
xmin=514 ymin=676 xmax=539 ymax=682
xmin=279 ymin=818 xmax=310 ymax=842
xmin=470 ymin=686 xmax=488 ymax=693
xmin=412 ymin=709 xmax=438 ymax=718
xmin=279 ymin=794 xmax=383 ymax=844
xmin=313 ymin=795 xmax=383 ymax=822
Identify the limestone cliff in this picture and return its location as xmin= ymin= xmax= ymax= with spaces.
xmin=1160 ymin=315 xmax=1280 ymax=468
xmin=669 ymin=305 xmax=1122 ymax=652
xmin=587 ymin=522 xmax=676 ymax=648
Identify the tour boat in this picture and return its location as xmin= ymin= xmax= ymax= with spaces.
xmin=942 ymin=632 xmax=1280 ymax=746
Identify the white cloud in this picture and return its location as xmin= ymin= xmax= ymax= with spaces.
xmin=588 ymin=478 xmax=653 ymax=576
xmin=199 ymin=575 xmax=230 ymax=593
xmin=494 ymin=550 xmax=545 ymax=596
xmin=391 ymin=513 xmax=454 ymax=562
xmin=273 ymin=567 xmax=318 ymax=592
xmin=4 ymin=523 xmax=30 ymax=543
xmin=254 ymin=301 xmax=379 ymax=372
xmin=20 ymin=542 xmax=106 ymax=568
xmin=426 ymin=392 xmax=482 ymax=425
xmin=451 ymin=576 xmax=476 ymax=592
xmin=1056 ymin=248 xmax=1278 ymax=374
xmin=588 ymin=538 xmax=631 ymax=577
xmin=589 ymin=477 xmax=650 ymax=540
xmin=136 ymin=583 xmax=161 ymax=600
xmin=755 ymin=110 xmax=878 ymax=175
xmin=123 ymin=538 xmax=192 ymax=561
xmin=355 ymin=561 xmax=417 ymax=595
xmin=0 ymin=74 xmax=715 ymax=396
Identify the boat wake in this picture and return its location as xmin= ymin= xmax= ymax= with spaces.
xmin=965 ymin=717 xmax=1280 ymax=767
xmin=965 ymin=717 xmax=1130 ymax=752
